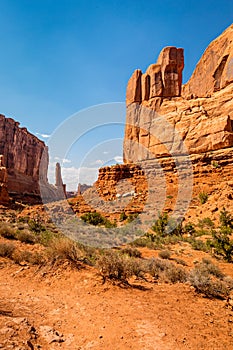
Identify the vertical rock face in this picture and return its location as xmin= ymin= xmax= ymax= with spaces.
xmin=0 ymin=155 xmax=9 ymax=203
xmin=0 ymin=114 xmax=48 ymax=198
xmin=183 ymin=24 xmax=233 ymax=98
xmin=126 ymin=47 xmax=184 ymax=106
xmin=124 ymin=24 xmax=233 ymax=163
xmin=0 ymin=114 xmax=66 ymax=203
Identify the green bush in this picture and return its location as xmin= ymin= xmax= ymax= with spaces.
xmin=81 ymin=212 xmax=115 ymax=228
xmin=120 ymin=212 xmax=128 ymax=222
xmin=151 ymin=213 xmax=168 ymax=236
xmin=199 ymin=192 xmax=208 ymax=205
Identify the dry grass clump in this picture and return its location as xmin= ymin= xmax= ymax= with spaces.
xmin=121 ymin=247 xmax=142 ymax=258
xmin=16 ymin=230 xmax=36 ymax=244
xmin=0 ymin=242 xmax=15 ymax=258
xmin=12 ymin=250 xmax=45 ymax=265
xmin=47 ymin=237 xmax=84 ymax=265
xmin=158 ymin=250 xmax=171 ymax=260
xmin=0 ymin=223 xmax=17 ymax=240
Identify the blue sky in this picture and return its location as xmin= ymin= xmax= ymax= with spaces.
xmin=0 ymin=0 xmax=232 ymax=188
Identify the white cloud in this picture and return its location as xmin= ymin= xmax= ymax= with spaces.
xmin=114 ymin=155 xmax=123 ymax=163
xmin=62 ymin=158 xmax=71 ymax=164
xmin=36 ymin=132 xmax=51 ymax=139
xmin=61 ymin=166 xmax=98 ymax=191
xmin=91 ymin=159 xmax=104 ymax=165
xmin=103 ymin=151 xmax=109 ymax=154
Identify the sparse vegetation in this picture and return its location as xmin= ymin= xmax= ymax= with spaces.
xmin=0 ymin=223 xmax=17 ymax=240
xmin=199 ymin=192 xmax=208 ymax=204
xmin=0 ymin=242 xmax=15 ymax=258
xmin=158 ymin=250 xmax=171 ymax=260
xmin=81 ymin=212 xmax=116 ymax=228
xmin=188 ymin=261 xmax=229 ymax=299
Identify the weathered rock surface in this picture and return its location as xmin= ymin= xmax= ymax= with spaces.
xmin=126 ymin=47 xmax=184 ymax=106
xmin=85 ymin=24 xmax=233 ymax=223
xmin=0 ymin=114 xmax=66 ymax=204
xmin=0 ymin=155 xmax=9 ymax=203
xmin=124 ymin=24 xmax=233 ymax=162
xmin=183 ymin=24 xmax=233 ymax=98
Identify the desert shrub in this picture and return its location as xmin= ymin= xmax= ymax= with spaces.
xmin=81 ymin=212 xmax=105 ymax=226
xmin=146 ymin=257 xmax=187 ymax=283
xmin=151 ymin=213 xmax=184 ymax=238
xmin=0 ymin=223 xmax=17 ymax=240
xmin=210 ymin=227 xmax=233 ymax=262
xmin=198 ymin=258 xmax=224 ymax=278
xmin=185 ymin=237 xmax=209 ymax=252
xmin=12 ymin=250 xmax=45 ymax=265
xmin=97 ymin=250 xmax=139 ymax=283
xmin=162 ymin=264 xmax=187 ymax=283
xmin=48 ymin=238 xmax=83 ymax=264
xmin=121 ymin=247 xmax=142 ymax=258
xmin=199 ymin=192 xmax=208 ymax=204
xmin=158 ymin=250 xmax=171 ymax=260
xmin=223 ymin=276 xmax=233 ymax=290
xmin=183 ymin=222 xmax=196 ymax=235
xmin=188 ymin=267 xmax=228 ymax=299
xmin=0 ymin=242 xmax=15 ymax=258
xmin=151 ymin=213 xmax=168 ymax=236
xmin=127 ymin=213 xmax=139 ymax=223
xmin=38 ymin=230 xmax=55 ymax=246
xmin=220 ymin=207 xmax=233 ymax=228
xmin=198 ymin=217 xmax=215 ymax=229
xmin=104 ymin=219 xmax=117 ymax=228
xmin=28 ymin=219 xmax=46 ymax=233
xmin=16 ymin=230 xmax=36 ymax=244
xmin=173 ymin=258 xmax=188 ymax=266
xmin=120 ymin=212 xmax=128 ymax=222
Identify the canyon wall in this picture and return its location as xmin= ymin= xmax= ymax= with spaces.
xmin=0 ymin=114 xmax=65 ymax=204
xmin=82 ymin=24 xmax=233 ymax=223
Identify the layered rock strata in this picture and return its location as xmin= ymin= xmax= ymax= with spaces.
xmin=0 ymin=114 xmax=65 ymax=203
xmin=80 ymin=24 xmax=233 ymax=222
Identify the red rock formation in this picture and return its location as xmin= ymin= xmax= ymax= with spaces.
xmin=126 ymin=47 xmax=184 ymax=106
xmin=0 ymin=114 xmax=66 ymax=204
xmin=124 ymin=24 xmax=233 ymax=162
xmin=87 ymin=24 xmax=233 ymax=223
xmin=0 ymin=155 xmax=9 ymax=203
xmin=183 ymin=24 xmax=233 ymax=98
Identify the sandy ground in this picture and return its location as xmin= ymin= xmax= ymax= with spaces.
xmin=0 ymin=258 xmax=233 ymax=350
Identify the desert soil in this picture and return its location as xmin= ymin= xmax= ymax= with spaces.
xmin=0 ymin=255 xmax=233 ymax=350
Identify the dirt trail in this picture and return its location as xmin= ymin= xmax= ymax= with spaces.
xmin=0 ymin=261 xmax=233 ymax=349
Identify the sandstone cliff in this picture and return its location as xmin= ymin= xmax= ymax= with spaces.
xmin=83 ymin=24 xmax=233 ymax=224
xmin=0 ymin=114 xmax=65 ymax=204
